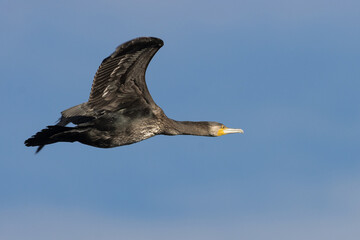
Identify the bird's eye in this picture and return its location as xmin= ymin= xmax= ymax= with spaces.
xmin=221 ymin=125 xmax=225 ymax=129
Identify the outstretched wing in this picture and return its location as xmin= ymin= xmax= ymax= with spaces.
xmin=87 ymin=37 xmax=164 ymax=112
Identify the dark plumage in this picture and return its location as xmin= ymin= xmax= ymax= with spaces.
xmin=25 ymin=37 xmax=243 ymax=153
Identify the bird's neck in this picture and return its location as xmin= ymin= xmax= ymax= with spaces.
xmin=163 ymin=119 xmax=211 ymax=136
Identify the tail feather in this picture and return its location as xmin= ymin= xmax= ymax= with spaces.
xmin=25 ymin=126 xmax=75 ymax=153
xmin=35 ymin=145 xmax=45 ymax=154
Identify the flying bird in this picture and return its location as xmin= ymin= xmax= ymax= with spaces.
xmin=25 ymin=37 xmax=244 ymax=153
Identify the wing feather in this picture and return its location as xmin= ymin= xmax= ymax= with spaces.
xmin=87 ymin=37 xmax=164 ymax=112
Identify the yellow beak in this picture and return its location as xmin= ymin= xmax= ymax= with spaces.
xmin=217 ymin=127 xmax=244 ymax=136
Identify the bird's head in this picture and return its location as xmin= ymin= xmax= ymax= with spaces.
xmin=209 ymin=122 xmax=244 ymax=137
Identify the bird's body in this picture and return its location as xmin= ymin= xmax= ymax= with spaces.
xmin=25 ymin=37 xmax=243 ymax=152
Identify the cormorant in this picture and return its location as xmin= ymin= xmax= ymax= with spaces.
xmin=25 ymin=37 xmax=244 ymax=153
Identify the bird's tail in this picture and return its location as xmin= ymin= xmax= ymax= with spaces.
xmin=24 ymin=125 xmax=78 ymax=153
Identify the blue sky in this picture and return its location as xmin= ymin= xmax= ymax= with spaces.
xmin=1 ymin=0 xmax=360 ymax=239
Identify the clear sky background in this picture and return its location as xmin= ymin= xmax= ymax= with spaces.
xmin=1 ymin=0 xmax=360 ymax=239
